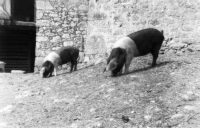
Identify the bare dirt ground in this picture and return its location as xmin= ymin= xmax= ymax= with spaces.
xmin=1 ymin=51 xmax=200 ymax=128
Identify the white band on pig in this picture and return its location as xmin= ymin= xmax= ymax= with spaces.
xmin=43 ymin=52 xmax=61 ymax=67
xmin=113 ymin=36 xmax=140 ymax=57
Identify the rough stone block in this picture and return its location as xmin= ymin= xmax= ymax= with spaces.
xmin=50 ymin=36 xmax=61 ymax=43
xmin=52 ymin=47 xmax=61 ymax=51
xmin=49 ymin=13 xmax=59 ymax=17
xmin=36 ymin=50 xmax=47 ymax=57
xmin=36 ymin=20 xmax=50 ymax=26
xmin=62 ymin=34 xmax=70 ymax=39
xmin=37 ymin=36 xmax=49 ymax=42
xmin=36 ymin=11 xmax=44 ymax=19
xmin=63 ymin=41 xmax=74 ymax=46
xmin=78 ymin=5 xmax=89 ymax=13
xmin=36 ymin=0 xmax=54 ymax=10
xmin=70 ymin=22 xmax=77 ymax=27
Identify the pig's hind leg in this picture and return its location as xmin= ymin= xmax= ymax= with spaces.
xmin=70 ymin=63 xmax=74 ymax=72
xmin=73 ymin=60 xmax=78 ymax=71
xmin=151 ymin=44 xmax=162 ymax=67
xmin=151 ymin=53 xmax=158 ymax=67
xmin=70 ymin=61 xmax=77 ymax=72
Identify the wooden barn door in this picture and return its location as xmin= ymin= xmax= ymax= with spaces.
xmin=0 ymin=0 xmax=36 ymax=73
xmin=0 ymin=25 xmax=36 ymax=72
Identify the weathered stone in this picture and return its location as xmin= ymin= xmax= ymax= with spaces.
xmin=176 ymin=50 xmax=184 ymax=56
xmin=57 ymin=28 xmax=63 ymax=33
xmin=37 ymin=36 xmax=48 ymax=42
xmin=36 ymin=0 xmax=53 ymax=10
xmin=63 ymin=41 xmax=74 ymax=46
xmin=37 ymin=11 xmax=44 ymax=19
xmin=50 ymin=36 xmax=61 ymax=43
xmin=79 ymin=27 xmax=85 ymax=31
xmin=76 ymin=31 xmax=81 ymax=35
xmin=68 ymin=11 xmax=77 ymax=16
xmin=49 ymin=13 xmax=59 ymax=17
xmin=167 ymin=49 xmax=175 ymax=54
xmin=36 ymin=50 xmax=47 ymax=57
xmin=70 ymin=22 xmax=76 ymax=27
xmin=45 ymin=32 xmax=55 ymax=37
xmin=78 ymin=4 xmax=89 ymax=12
xmin=52 ymin=47 xmax=61 ymax=51
xmin=62 ymin=24 xmax=69 ymax=27
xmin=36 ymin=20 xmax=50 ymax=26
xmin=73 ymin=18 xmax=79 ymax=22
xmin=53 ymin=17 xmax=61 ymax=21
xmin=62 ymin=34 xmax=70 ymax=39
xmin=51 ymin=22 xmax=61 ymax=27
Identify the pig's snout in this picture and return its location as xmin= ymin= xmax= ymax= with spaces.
xmin=105 ymin=59 xmax=117 ymax=72
xmin=40 ymin=67 xmax=45 ymax=78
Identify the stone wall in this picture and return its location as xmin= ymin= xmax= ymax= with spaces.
xmin=35 ymin=0 xmax=200 ymax=71
xmin=35 ymin=0 xmax=88 ymax=72
xmin=86 ymin=0 xmax=200 ymax=58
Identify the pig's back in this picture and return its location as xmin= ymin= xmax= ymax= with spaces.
xmin=44 ymin=52 xmax=61 ymax=66
xmin=56 ymin=46 xmax=79 ymax=64
xmin=128 ymin=28 xmax=164 ymax=55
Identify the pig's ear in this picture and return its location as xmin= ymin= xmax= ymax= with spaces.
xmin=107 ymin=58 xmax=117 ymax=71
xmin=109 ymin=63 xmax=117 ymax=71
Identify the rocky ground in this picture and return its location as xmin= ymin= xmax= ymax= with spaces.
xmin=1 ymin=51 xmax=200 ymax=128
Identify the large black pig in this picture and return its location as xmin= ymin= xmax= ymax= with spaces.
xmin=40 ymin=46 xmax=79 ymax=78
xmin=104 ymin=28 xmax=164 ymax=76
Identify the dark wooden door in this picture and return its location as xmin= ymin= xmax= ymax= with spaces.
xmin=0 ymin=25 xmax=36 ymax=72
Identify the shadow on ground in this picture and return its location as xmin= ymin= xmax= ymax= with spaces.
xmin=115 ymin=61 xmax=174 ymax=77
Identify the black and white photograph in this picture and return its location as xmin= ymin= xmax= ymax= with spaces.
xmin=0 ymin=0 xmax=200 ymax=127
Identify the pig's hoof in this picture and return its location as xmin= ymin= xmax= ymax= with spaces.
xmin=124 ymin=70 xmax=129 ymax=75
xmin=151 ymin=63 xmax=157 ymax=67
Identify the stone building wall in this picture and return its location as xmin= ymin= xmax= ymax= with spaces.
xmin=35 ymin=0 xmax=200 ymax=71
xmin=35 ymin=0 xmax=88 ymax=72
